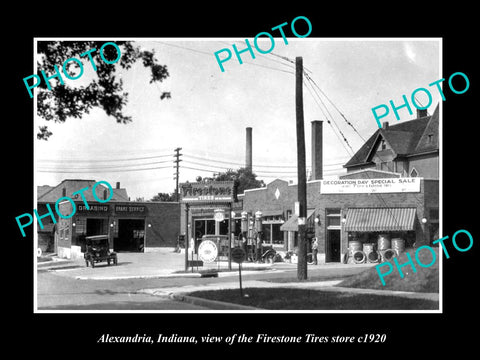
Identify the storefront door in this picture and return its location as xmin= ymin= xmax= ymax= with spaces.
xmin=326 ymin=229 xmax=340 ymax=262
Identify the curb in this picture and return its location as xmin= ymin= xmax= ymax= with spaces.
xmin=331 ymin=286 xmax=439 ymax=301
xmin=74 ymin=272 xmax=203 ymax=280
xmin=71 ymin=268 xmax=277 ymax=281
xmin=170 ymin=292 xmax=259 ymax=310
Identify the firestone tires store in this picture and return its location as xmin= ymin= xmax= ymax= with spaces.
xmin=241 ymin=172 xmax=439 ymax=264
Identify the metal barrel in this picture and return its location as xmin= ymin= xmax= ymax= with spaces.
xmin=391 ymin=238 xmax=405 ymax=256
xmin=377 ymin=234 xmax=391 ymax=251
xmin=363 ymin=243 xmax=375 ymax=253
xmin=348 ymin=240 xmax=363 ymax=255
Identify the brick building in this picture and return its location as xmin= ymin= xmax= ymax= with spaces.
xmin=37 ymin=179 xmax=180 ymax=258
xmin=241 ymin=106 xmax=439 ymax=263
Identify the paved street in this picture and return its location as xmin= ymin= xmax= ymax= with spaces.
xmin=37 ymin=271 xmax=212 ymax=310
xmin=36 ymin=251 xmax=373 ymax=311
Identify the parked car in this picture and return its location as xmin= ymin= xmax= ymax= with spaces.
xmin=84 ymin=235 xmax=117 ymax=268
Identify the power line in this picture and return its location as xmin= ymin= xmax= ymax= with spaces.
xmin=156 ymin=40 xmax=294 ymax=76
xmin=304 ymin=75 xmax=355 ymax=154
xmin=304 ymin=72 xmax=367 ymax=143
xmin=155 ymin=41 xmax=213 ymax=56
xmin=37 ymin=165 xmax=172 ymax=173
xmin=37 ymin=159 xmax=173 ymax=170
xmin=37 ymin=153 xmax=173 ymax=163
xmin=184 ymin=153 xmax=346 ymax=170
xmin=303 ymin=77 xmax=354 ymax=157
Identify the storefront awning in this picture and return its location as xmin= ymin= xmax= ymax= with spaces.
xmin=280 ymin=210 xmax=315 ymax=232
xmin=344 ymin=207 xmax=416 ymax=232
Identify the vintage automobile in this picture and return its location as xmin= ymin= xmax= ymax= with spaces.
xmin=84 ymin=235 xmax=117 ymax=268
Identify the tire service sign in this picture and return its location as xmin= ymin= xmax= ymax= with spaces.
xmin=198 ymin=240 xmax=218 ymax=263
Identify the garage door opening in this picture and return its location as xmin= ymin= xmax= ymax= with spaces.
xmin=115 ymin=219 xmax=145 ymax=252
xmin=86 ymin=218 xmax=106 ymax=236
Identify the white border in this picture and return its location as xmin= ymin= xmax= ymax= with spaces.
xmin=33 ymin=37 xmax=442 ymax=314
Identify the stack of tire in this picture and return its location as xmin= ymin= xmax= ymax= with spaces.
xmin=363 ymin=243 xmax=380 ymax=263
xmin=349 ymin=240 xmax=366 ymax=264
xmin=378 ymin=234 xmax=396 ymax=262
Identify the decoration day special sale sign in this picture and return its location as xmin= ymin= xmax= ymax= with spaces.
xmin=320 ymin=177 xmax=421 ymax=194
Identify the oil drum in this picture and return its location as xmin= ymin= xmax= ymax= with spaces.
xmin=391 ymin=238 xmax=405 ymax=256
xmin=348 ymin=240 xmax=363 ymax=255
xmin=377 ymin=234 xmax=391 ymax=251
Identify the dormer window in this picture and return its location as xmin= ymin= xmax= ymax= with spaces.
xmin=427 ymin=134 xmax=433 ymax=143
xmin=381 ymin=139 xmax=386 ymax=150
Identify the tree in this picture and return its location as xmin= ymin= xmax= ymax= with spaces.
xmin=213 ymin=167 xmax=265 ymax=194
xmin=151 ymin=192 xmax=176 ymax=202
xmin=35 ymin=41 xmax=170 ymax=140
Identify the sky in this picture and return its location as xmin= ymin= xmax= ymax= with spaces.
xmin=34 ymin=38 xmax=441 ymax=201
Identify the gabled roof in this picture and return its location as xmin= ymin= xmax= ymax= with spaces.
xmin=345 ymin=104 xmax=439 ymax=168
xmin=37 ymin=185 xmax=54 ymax=198
xmin=37 ymin=179 xmax=129 ymax=203
xmin=414 ymin=104 xmax=439 ymax=153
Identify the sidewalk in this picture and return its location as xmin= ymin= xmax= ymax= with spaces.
xmin=37 ymin=249 xmax=277 ymax=280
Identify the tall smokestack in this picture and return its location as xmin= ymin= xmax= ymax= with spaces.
xmin=246 ymin=127 xmax=252 ymax=171
xmin=311 ymin=120 xmax=323 ymax=180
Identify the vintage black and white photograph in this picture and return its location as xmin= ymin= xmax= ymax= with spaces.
xmin=31 ymin=37 xmax=444 ymax=313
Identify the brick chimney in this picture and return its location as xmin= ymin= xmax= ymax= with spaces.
xmin=116 ymin=182 xmax=120 ymax=189
xmin=417 ymin=108 xmax=428 ymax=118
xmin=245 ymin=127 xmax=252 ymax=171
xmin=311 ymin=120 xmax=323 ymax=180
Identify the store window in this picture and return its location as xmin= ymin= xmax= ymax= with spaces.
xmin=262 ymin=224 xmax=284 ymax=245
xmin=326 ymin=209 xmax=341 ymax=228
xmin=194 ymin=219 xmax=217 ymax=238
xmin=219 ymin=220 xmax=229 ymax=235
xmin=206 ymin=220 xmax=215 ymax=235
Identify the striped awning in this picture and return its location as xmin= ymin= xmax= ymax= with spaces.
xmin=344 ymin=208 xmax=416 ymax=232
xmin=280 ymin=210 xmax=315 ymax=232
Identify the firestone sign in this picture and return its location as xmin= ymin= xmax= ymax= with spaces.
xmin=320 ymin=177 xmax=421 ymax=194
xmin=180 ymin=181 xmax=234 ymax=203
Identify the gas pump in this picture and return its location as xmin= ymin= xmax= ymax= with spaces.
xmin=254 ymin=211 xmax=263 ymax=262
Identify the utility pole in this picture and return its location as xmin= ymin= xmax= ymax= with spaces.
xmin=296 ymin=57 xmax=308 ymax=281
xmin=173 ymin=147 xmax=183 ymax=202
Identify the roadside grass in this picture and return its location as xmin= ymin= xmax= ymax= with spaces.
xmin=337 ymin=247 xmax=440 ymax=293
xmin=188 ymin=287 xmax=438 ymax=310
